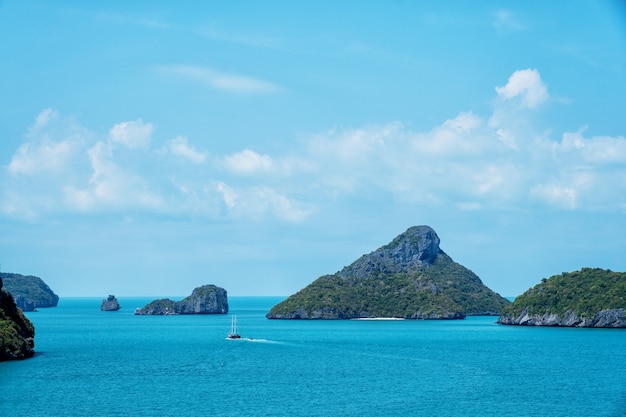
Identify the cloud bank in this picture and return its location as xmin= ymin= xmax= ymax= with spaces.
xmin=3 ymin=69 xmax=626 ymax=223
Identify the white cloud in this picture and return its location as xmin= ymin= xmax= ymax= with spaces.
xmin=557 ymin=128 xmax=626 ymax=164
xmin=63 ymin=140 xmax=163 ymax=212
xmin=164 ymin=136 xmax=207 ymax=164
xmin=32 ymin=108 xmax=59 ymax=131
xmin=162 ymin=65 xmax=280 ymax=94
xmin=223 ymin=149 xmax=273 ymax=174
xmin=4 ymin=71 xmax=626 ymax=224
xmin=495 ymin=69 xmax=548 ymax=109
xmin=109 ymin=119 xmax=153 ymax=149
xmin=8 ymin=140 xmax=75 ymax=176
xmin=216 ymin=182 xmax=309 ymax=222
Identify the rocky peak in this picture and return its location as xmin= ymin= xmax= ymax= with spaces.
xmin=338 ymin=225 xmax=444 ymax=278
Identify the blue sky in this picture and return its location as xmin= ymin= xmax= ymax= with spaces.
xmin=1 ymin=1 xmax=625 ymax=297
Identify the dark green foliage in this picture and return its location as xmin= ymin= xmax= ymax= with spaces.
xmin=500 ymin=268 xmax=626 ymax=318
xmin=1 ymin=272 xmax=59 ymax=310
xmin=269 ymin=273 xmax=464 ymax=319
xmin=0 ymin=278 xmax=36 ymax=360
xmin=268 ymin=252 xmax=509 ymax=319
xmin=181 ymin=284 xmax=219 ymax=302
xmin=426 ymin=253 xmax=510 ymax=315
xmin=137 ymin=298 xmax=177 ymax=315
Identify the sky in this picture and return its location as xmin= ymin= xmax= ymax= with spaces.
xmin=1 ymin=1 xmax=625 ymax=298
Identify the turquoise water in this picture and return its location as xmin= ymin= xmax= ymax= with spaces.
xmin=1 ymin=297 xmax=625 ymax=417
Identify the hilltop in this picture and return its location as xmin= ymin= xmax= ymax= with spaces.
xmin=267 ymin=226 xmax=509 ymax=319
xmin=497 ymin=268 xmax=626 ymax=327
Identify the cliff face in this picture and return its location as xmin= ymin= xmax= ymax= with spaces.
xmin=135 ymin=285 xmax=229 ymax=315
xmin=267 ymin=226 xmax=509 ymax=320
xmin=1 ymin=273 xmax=59 ymax=312
xmin=497 ymin=307 xmax=625 ymax=327
xmin=0 ymin=277 xmax=36 ymax=361
xmin=498 ymin=268 xmax=626 ymax=328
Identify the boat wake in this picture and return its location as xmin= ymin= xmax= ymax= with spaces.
xmin=225 ymin=337 xmax=280 ymax=344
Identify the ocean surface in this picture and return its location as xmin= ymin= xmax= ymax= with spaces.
xmin=1 ymin=297 xmax=625 ymax=417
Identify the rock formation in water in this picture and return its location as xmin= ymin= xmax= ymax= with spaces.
xmin=0 ymin=276 xmax=35 ymax=360
xmin=0 ymin=273 xmax=59 ymax=312
xmin=101 ymin=295 xmax=121 ymax=311
xmin=497 ymin=268 xmax=626 ymax=328
xmin=134 ymin=285 xmax=229 ymax=315
xmin=267 ymin=225 xmax=510 ymax=320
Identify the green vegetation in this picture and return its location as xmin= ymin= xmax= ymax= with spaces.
xmin=1 ymin=272 xmax=59 ymax=310
xmin=270 ymin=273 xmax=464 ymax=318
xmin=500 ymin=268 xmax=626 ymax=318
xmin=1 ymin=283 xmax=35 ymax=360
xmin=268 ymin=253 xmax=509 ymax=319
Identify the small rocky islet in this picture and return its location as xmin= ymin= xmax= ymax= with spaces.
xmin=101 ymin=295 xmax=121 ymax=311
xmin=134 ymin=285 xmax=229 ymax=315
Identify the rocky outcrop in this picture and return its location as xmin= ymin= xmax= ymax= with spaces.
xmin=0 ymin=276 xmax=35 ymax=361
xmin=498 ymin=268 xmax=626 ymax=328
xmin=267 ymin=226 xmax=509 ymax=320
xmin=135 ymin=285 xmax=228 ymax=315
xmin=497 ymin=307 xmax=625 ymax=328
xmin=101 ymin=295 xmax=121 ymax=311
xmin=1 ymin=273 xmax=59 ymax=312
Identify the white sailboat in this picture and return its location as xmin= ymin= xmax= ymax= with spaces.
xmin=227 ymin=315 xmax=241 ymax=339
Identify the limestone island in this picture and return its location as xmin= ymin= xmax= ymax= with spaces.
xmin=135 ymin=285 xmax=228 ymax=315
xmin=267 ymin=225 xmax=510 ymax=320
xmin=101 ymin=295 xmax=121 ymax=311
xmin=0 ymin=276 xmax=35 ymax=361
xmin=0 ymin=272 xmax=59 ymax=312
xmin=497 ymin=268 xmax=626 ymax=328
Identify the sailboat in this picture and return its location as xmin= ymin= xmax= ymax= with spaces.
xmin=227 ymin=315 xmax=241 ymax=339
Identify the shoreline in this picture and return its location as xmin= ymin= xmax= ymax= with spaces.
xmin=351 ymin=317 xmax=406 ymax=321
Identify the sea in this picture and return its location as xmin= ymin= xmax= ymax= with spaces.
xmin=1 ymin=297 xmax=625 ymax=417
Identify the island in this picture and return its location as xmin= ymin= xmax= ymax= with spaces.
xmin=497 ymin=268 xmax=626 ymax=328
xmin=0 ymin=276 xmax=35 ymax=361
xmin=101 ymin=295 xmax=121 ymax=311
xmin=135 ymin=284 xmax=229 ymax=315
xmin=0 ymin=272 xmax=59 ymax=312
xmin=267 ymin=225 xmax=510 ymax=320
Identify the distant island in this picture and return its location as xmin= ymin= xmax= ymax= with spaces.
xmin=0 ymin=272 xmax=59 ymax=312
xmin=498 ymin=268 xmax=626 ymax=328
xmin=0 ymin=276 xmax=35 ymax=360
xmin=101 ymin=295 xmax=121 ymax=311
xmin=267 ymin=225 xmax=510 ymax=320
xmin=135 ymin=285 xmax=229 ymax=315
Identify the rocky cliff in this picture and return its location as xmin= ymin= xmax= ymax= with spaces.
xmin=498 ymin=268 xmax=626 ymax=328
xmin=267 ymin=226 xmax=509 ymax=320
xmin=1 ymin=273 xmax=59 ymax=312
xmin=0 ymin=277 xmax=36 ymax=360
xmin=101 ymin=295 xmax=121 ymax=311
xmin=135 ymin=285 xmax=229 ymax=315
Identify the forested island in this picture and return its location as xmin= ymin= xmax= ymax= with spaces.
xmin=0 ymin=273 xmax=59 ymax=312
xmin=267 ymin=226 xmax=510 ymax=319
xmin=497 ymin=268 xmax=626 ymax=327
